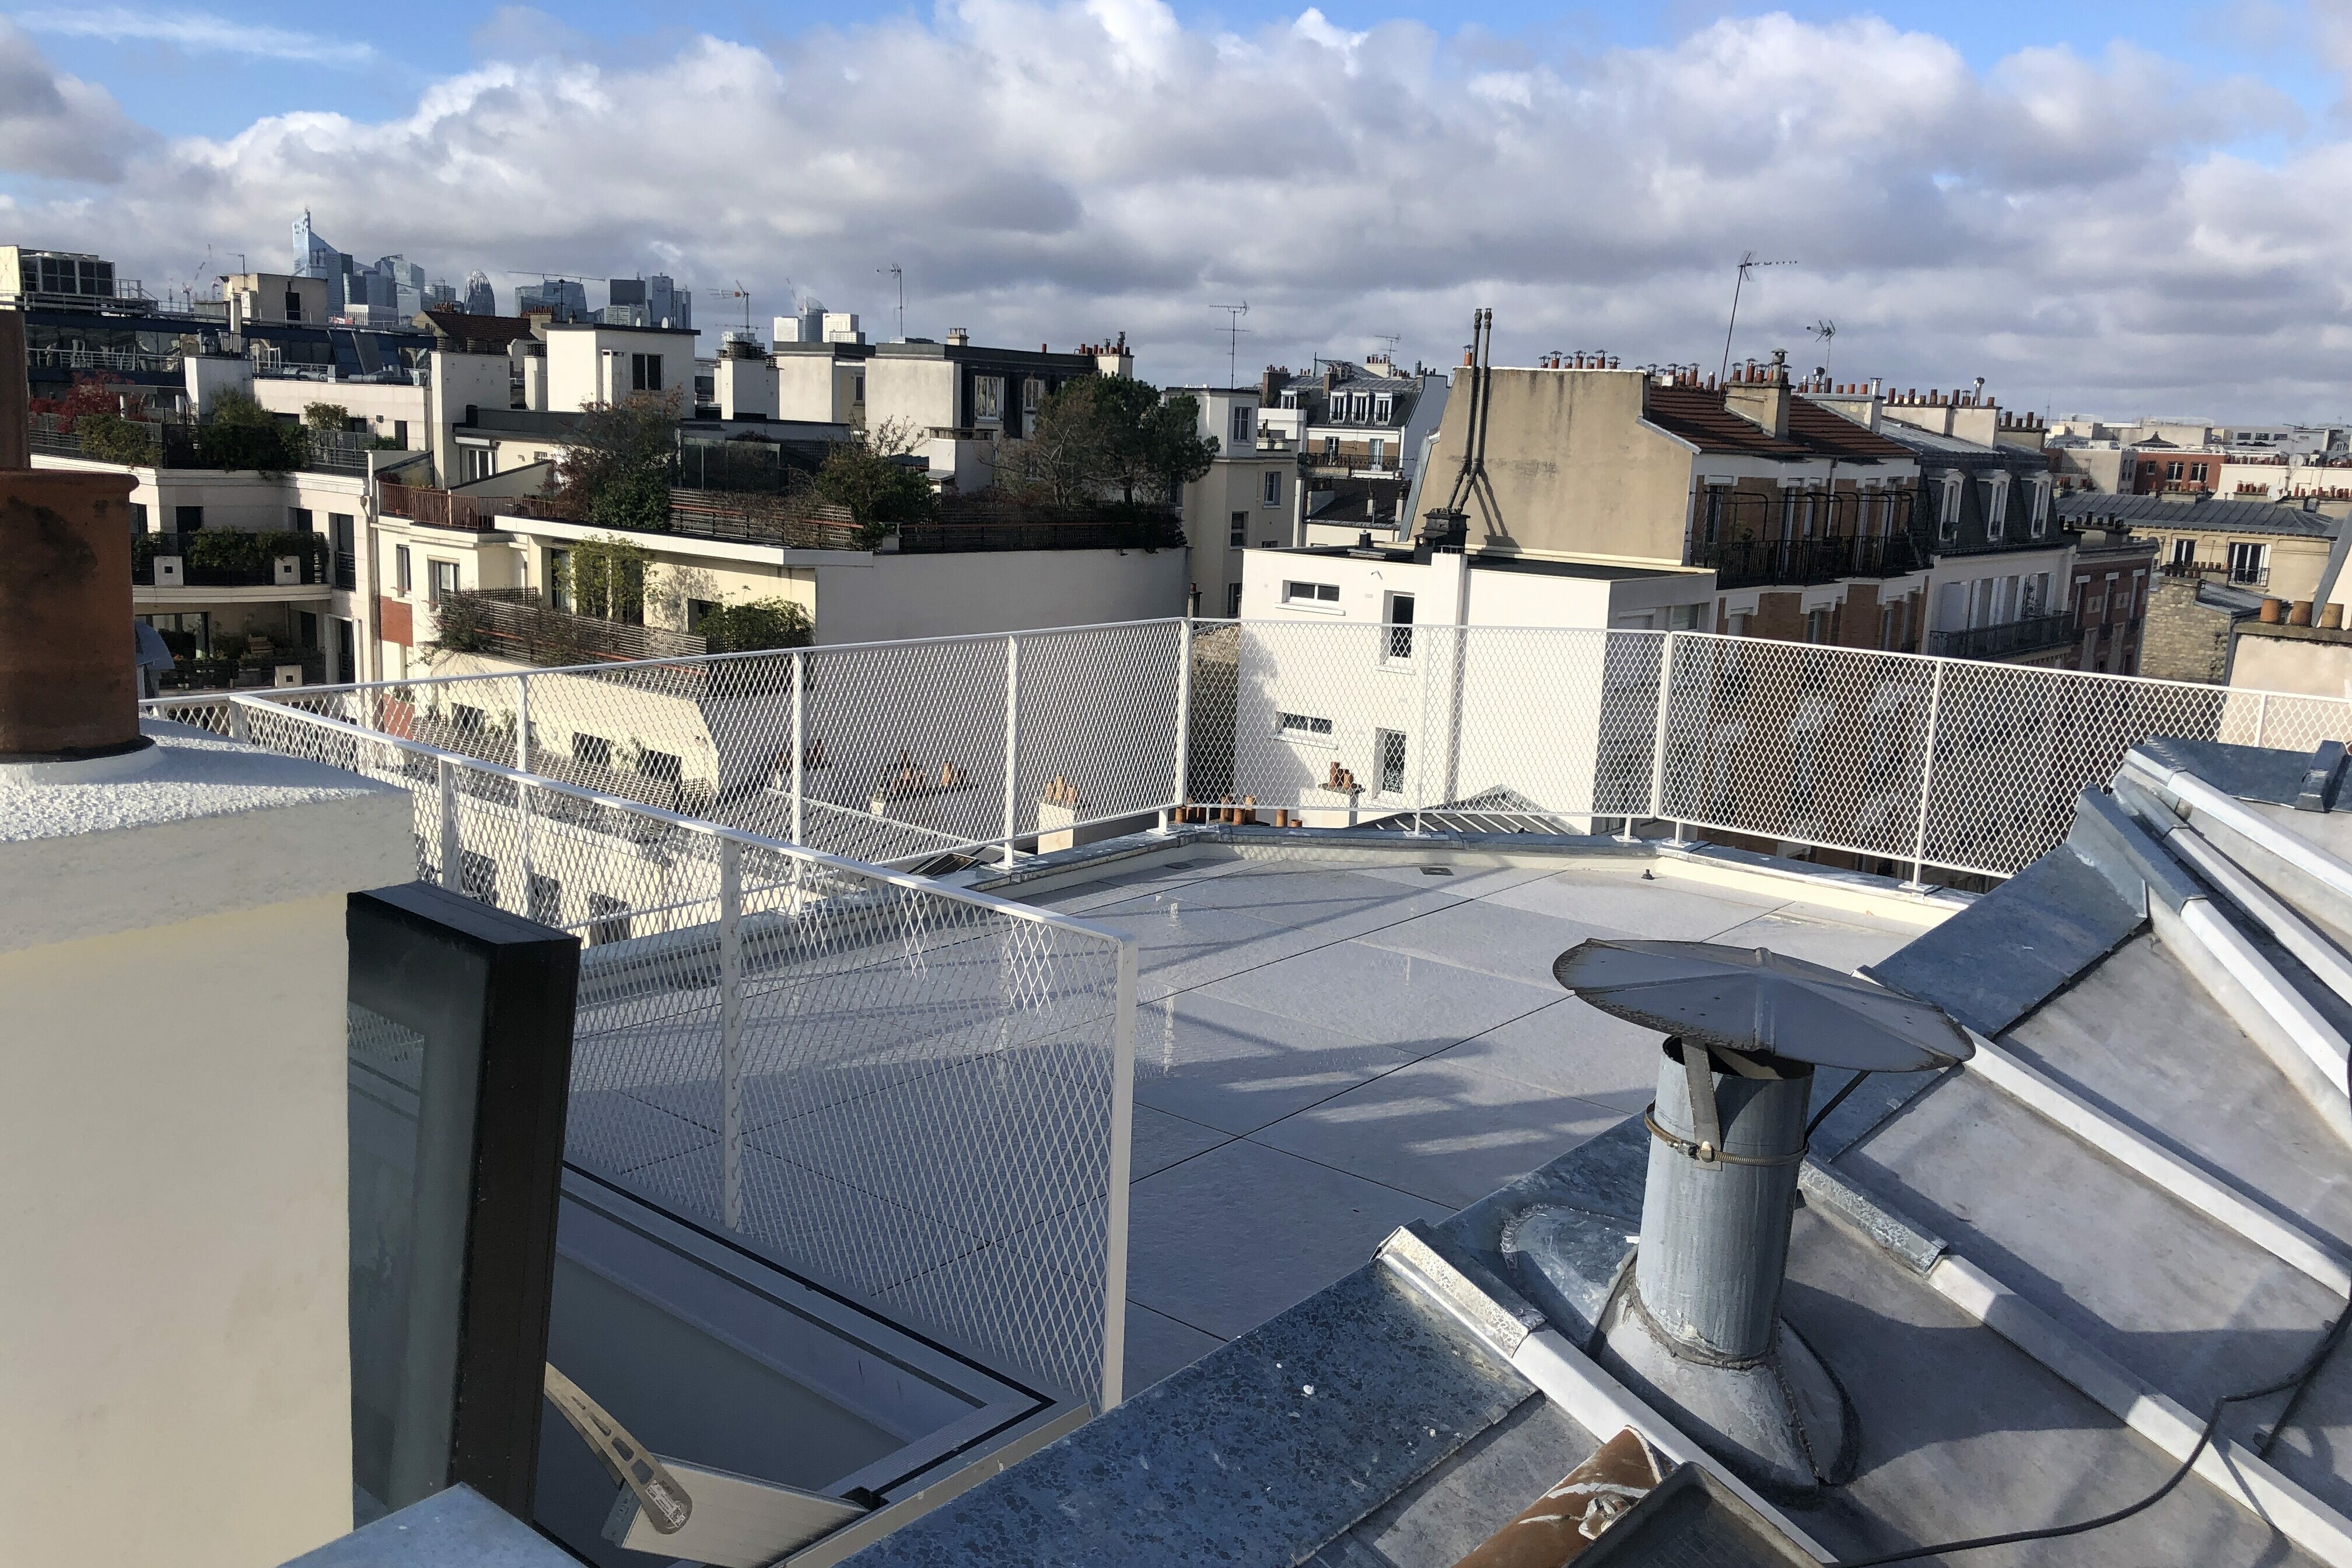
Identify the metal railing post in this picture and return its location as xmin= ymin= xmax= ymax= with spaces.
xmin=1907 ymin=657 xmax=1948 ymax=888
xmin=719 ymin=836 xmax=745 ymax=1232
xmin=1166 ymin=619 xmax=1193 ymax=831
xmin=437 ymin=756 xmax=461 ymax=891
xmin=513 ymin=674 xmax=530 ymax=772
xmin=1413 ymin=618 xmax=1433 ymax=837
xmin=2256 ymin=691 xmax=2272 ymax=750
xmin=1002 ymin=634 xmax=1021 ymax=869
xmin=1098 ymin=937 xmax=1136 ymax=1411
xmin=789 ymin=650 xmax=806 ymax=848
xmin=1648 ymin=631 xmax=1677 ymax=827
xmin=227 ymin=699 xmax=251 ymax=746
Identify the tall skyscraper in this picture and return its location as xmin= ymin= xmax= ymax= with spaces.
xmin=463 ymin=271 xmax=496 ymax=314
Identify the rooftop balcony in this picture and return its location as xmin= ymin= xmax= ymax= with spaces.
xmin=1692 ymin=529 xmax=1927 ymax=588
xmin=2162 ymin=557 xmax=2270 ymax=589
xmin=1928 ymin=611 xmax=2079 ymax=660
xmin=31 ymin=411 xmax=375 ymax=475
xmin=134 ymin=615 xmax=2352 ymax=1565
xmin=134 ymin=529 xmax=329 ymax=589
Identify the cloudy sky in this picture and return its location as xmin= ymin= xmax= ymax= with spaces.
xmin=2 ymin=0 xmax=2348 ymax=418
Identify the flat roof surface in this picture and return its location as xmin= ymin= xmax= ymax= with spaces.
xmin=1010 ymin=844 xmax=1930 ymax=1394
xmin=855 ymin=745 xmax=2352 ymax=1567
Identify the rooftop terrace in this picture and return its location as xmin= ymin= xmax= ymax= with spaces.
xmin=989 ymin=835 xmax=1940 ymax=1392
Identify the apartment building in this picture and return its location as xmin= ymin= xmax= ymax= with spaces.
xmin=740 ymin=327 xmax=1129 ymax=493
xmin=1168 ymin=384 xmax=1298 ymax=617
xmin=1257 ymin=354 xmax=1448 ymax=546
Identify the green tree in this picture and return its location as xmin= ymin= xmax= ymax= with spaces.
xmin=302 ymin=402 xmax=351 ymax=432
xmin=815 ymin=425 xmax=936 ymax=543
xmin=552 ymin=391 xmax=679 ymax=533
xmin=195 ymin=391 xmax=310 ymax=474
xmin=78 ymin=412 xmax=156 ymax=466
xmin=694 ymin=597 xmax=814 ymax=652
xmin=998 ymin=377 xmax=1216 ymax=506
xmin=557 ymin=535 xmax=650 ymax=623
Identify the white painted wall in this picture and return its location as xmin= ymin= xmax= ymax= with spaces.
xmin=812 ymin=547 xmax=1189 ymax=643
xmin=250 ymin=377 xmax=428 ymax=448
xmin=0 ymin=732 xmax=412 ymax=1568
xmin=542 ymin=326 xmax=698 ymax=412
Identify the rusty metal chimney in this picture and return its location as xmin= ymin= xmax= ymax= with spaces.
xmin=0 ymin=306 xmax=146 ymax=768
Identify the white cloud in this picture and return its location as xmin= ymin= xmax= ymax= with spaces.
xmin=11 ymin=1 xmax=2352 ymax=414
xmin=0 ymin=18 xmax=146 ymax=180
xmin=13 ymin=7 xmax=373 ymax=66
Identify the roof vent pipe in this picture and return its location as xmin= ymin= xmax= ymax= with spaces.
xmin=1549 ymin=940 xmax=1972 ymax=1500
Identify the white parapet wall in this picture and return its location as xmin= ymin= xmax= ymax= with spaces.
xmin=0 ymin=723 xmax=414 ymax=1568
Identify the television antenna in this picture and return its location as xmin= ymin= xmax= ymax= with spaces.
xmin=1214 ymin=302 xmax=1250 ymax=387
xmin=878 ymin=262 xmax=905 ymax=339
xmin=1718 ymin=251 xmax=1796 ymax=384
xmin=1807 ymin=319 xmax=1836 ymax=378
xmin=714 ymin=280 xmax=754 ymax=338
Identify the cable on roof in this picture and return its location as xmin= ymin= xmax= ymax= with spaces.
xmin=1831 ymin=1291 xmax=2352 ymax=1566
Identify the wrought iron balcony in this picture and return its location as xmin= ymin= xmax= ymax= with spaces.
xmin=1691 ymin=531 xmax=1928 ymax=589
xmin=1929 ymin=612 xmax=2079 ymax=661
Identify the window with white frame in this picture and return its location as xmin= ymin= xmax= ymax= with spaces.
xmin=1385 ymin=592 xmax=1415 ymax=662
xmin=1024 ymin=377 xmax=1044 ymax=412
xmin=428 ymin=559 xmax=458 ymax=607
xmin=1983 ymin=475 xmax=2011 ymax=540
xmin=1376 ymin=729 xmax=1408 ymax=796
xmin=972 ymin=374 xmax=1005 ymax=423
xmin=1368 ymin=437 xmax=1386 ymax=468
xmin=394 ymin=544 xmax=411 ymax=594
xmin=1230 ymin=404 xmax=1256 ymax=443
xmin=1282 ymin=580 xmax=1340 ymax=608
xmin=1352 ymin=393 xmax=1370 ymax=421
xmin=1264 ymin=470 xmax=1283 ymax=507
xmin=1938 ymin=474 xmax=1963 ymax=540
xmin=1374 ymin=394 xmax=1393 ymax=423
xmin=1278 ymin=711 xmax=1335 ymax=744
xmin=2029 ymin=480 xmax=2050 ymax=538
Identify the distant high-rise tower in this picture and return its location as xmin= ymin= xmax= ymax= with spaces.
xmin=516 ymin=278 xmax=588 ymax=323
xmin=645 ymin=274 xmax=690 ymax=330
xmin=463 ymin=271 xmax=496 ymax=315
xmin=291 ymin=208 xmax=353 ymax=315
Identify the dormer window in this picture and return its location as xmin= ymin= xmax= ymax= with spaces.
xmin=1982 ymin=474 xmax=2011 ymax=540
xmin=1374 ymin=394 xmax=1393 ymax=423
xmin=1351 ymin=393 xmax=1370 ymax=421
xmin=2029 ymin=480 xmax=2050 ymax=538
xmin=1937 ymin=474 xmax=1962 ymax=541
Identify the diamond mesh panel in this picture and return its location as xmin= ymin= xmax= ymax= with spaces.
xmin=221 ymin=699 xmax=1130 ymax=1409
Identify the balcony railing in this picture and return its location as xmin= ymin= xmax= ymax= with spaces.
xmin=1692 ymin=531 xmax=1928 ymax=589
xmin=2161 ymin=559 xmax=2269 ymax=589
xmin=31 ymin=412 xmax=374 ymax=475
xmin=153 ymin=648 xmax=326 ymax=691
xmin=1929 ymin=612 xmax=2079 ymax=660
xmin=428 ymin=587 xmax=707 ymax=668
xmin=133 ymin=531 xmax=329 ymax=588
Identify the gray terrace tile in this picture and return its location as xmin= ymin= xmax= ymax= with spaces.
xmin=1122 ymin=1301 xmax=1226 ymax=1395
xmin=1194 ymin=940 xmax=1559 ymax=1059
xmin=1706 ymin=908 xmax=1921 ymax=974
xmin=1133 ymin=990 xmax=1417 ymax=1134
xmin=1129 ymin=1103 xmax=1235 ymax=1179
xmin=1354 ymin=895 xmax=1616 ymax=991
xmin=1250 ymin=1056 xmax=1625 ymax=1209
xmin=1070 ymin=900 xmax=1328 ymax=1000
xmin=1348 ymin=860 xmax=1558 ymax=900
xmin=1123 ymin=1138 xmax=1448 ymax=1339
xmin=1121 ymin=867 xmax=1462 ymax=941
xmin=1424 ymin=996 xmax=1661 ymax=1112
xmin=1481 ymin=869 xmax=1786 ymax=939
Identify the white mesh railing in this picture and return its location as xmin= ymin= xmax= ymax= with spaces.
xmin=145 ymin=618 xmax=2352 ymax=884
xmin=206 ymin=697 xmax=1136 ymax=1412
